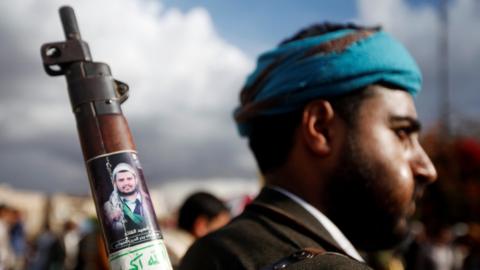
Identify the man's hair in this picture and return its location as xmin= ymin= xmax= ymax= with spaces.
xmin=248 ymin=23 xmax=379 ymax=175
xmin=178 ymin=192 xmax=229 ymax=233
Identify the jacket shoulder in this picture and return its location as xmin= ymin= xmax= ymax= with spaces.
xmin=262 ymin=249 xmax=372 ymax=270
xmin=178 ymin=230 xmax=246 ymax=270
xmin=178 ymin=212 xmax=298 ymax=270
xmin=284 ymin=252 xmax=373 ymax=270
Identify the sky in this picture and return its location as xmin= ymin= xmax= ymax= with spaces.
xmin=0 ymin=0 xmax=478 ymax=194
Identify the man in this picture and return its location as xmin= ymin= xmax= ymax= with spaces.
xmin=177 ymin=192 xmax=231 ymax=240
xmin=179 ymin=23 xmax=437 ymax=269
xmin=104 ymin=163 xmax=149 ymax=235
xmin=164 ymin=192 xmax=231 ymax=266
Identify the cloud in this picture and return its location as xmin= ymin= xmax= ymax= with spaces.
xmin=3 ymin=0 xmax=478 ymax=194
xmin=0 ymin=0 xmax=256 ymax=193
xmin=356 ymin=0 xmax=480 ymax=129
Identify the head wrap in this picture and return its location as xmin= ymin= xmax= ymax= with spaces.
xmin=234 ymin=29 xmax=422 ymax=137
xmin=112 ymin=163 xmax=137 ymax=181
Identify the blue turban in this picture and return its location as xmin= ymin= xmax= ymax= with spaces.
xmin=234 ymin=29 xmax=422 ymax=137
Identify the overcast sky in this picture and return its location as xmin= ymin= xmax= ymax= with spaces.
xmin=0 ymin=0 xmax=478 ymax=194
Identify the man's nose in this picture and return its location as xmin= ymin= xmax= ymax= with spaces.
xmin=411 ymin=144 xmax=437 ymax=184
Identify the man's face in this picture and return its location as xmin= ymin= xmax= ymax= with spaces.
xmin=114 ymin=171 xmax=138 ymax=196
xmin=325 ymin=86 xmax=437 ymax=251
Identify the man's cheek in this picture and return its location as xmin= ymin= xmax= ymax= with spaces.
xmin=385 ymin=166 xmax=415 ymax=215
xmin=389 ymin=164 xmax=414 ymax=197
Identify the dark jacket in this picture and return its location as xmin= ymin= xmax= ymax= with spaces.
xmin=178 ymin=187 xmax=372 ymax=270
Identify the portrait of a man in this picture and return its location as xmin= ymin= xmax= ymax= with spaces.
xmin=103 ymin=163 xmax=150 ymax=237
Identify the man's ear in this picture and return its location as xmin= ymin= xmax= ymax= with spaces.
xmin=301 ymin=100 xmax=335 ymax=156
xmin=192 ymin=215 xmax=209 ymax=238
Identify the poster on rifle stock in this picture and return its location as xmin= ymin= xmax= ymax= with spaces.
xmin=87 ymin=150 xmax=171 ymax=269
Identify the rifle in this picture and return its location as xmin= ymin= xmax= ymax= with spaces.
xmin=40 ymin=6 xmax=172 ymax=270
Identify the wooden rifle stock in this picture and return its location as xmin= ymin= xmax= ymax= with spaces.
xmin=41 ymin=6 xmax=172 ymax=270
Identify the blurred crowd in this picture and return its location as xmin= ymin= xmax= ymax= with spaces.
xmin=0 ymin=191 xmax=238 ymax=270
xmin=367 ymin=222 xmax=480 ymax=270
xmin=0 ymin=191 xmax=478 ymax=270
xmin=1 ymin=191 xmax=480 ymax=270
xmin=0 ymin=203 xmax=109 ymax=270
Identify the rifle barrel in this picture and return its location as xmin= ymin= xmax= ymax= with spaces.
xmin=59 ymin=6 xmax=81 ymax=40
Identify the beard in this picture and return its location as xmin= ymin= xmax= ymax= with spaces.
xmin=324 ymin=132 xmax=412 ymax=251
xmin=118 ymin=187 xmax=138 ymax=197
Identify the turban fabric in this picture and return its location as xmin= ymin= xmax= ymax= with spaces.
xmin=112 ymin=163 xmax=137 ymax=180
xmin=234 ymin=29 xmax=422 ymax=137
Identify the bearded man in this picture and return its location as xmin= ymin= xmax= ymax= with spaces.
xmin=104 ymin=163 xmax=149 ymax=236
xmin=179 ymin=23 xmax=437 ymax=269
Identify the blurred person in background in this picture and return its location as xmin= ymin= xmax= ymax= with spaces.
xmin=403 ymin=224 xmax=464 ymax=270
xmin=461 ymin=224 xmax=480 ymax=270
xmin=0 ymin=204 xmax=15 ymax=270
xmin=9 ymin=209 xmax=26 ymax=270
xmin=179 ymin=22 xmax=437 ymax=270
xmin=74 ymin=217 xmax=108 ymax=270
xmin=420 ymin=226 xmax=458 ymax=270
xmin=29 ymin=221 xmax=65 ymax=270
xmin=164 ymin=191 xmax=231 ymax=267
xmin=62 ymin=220 xmax=80 ymax=270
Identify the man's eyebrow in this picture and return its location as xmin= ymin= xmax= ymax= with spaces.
xmin=389 ymin=115 xmax=422 ymax=132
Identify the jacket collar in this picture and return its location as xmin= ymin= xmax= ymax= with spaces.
xmin=249 ymin=186 xmax=345 ymax=253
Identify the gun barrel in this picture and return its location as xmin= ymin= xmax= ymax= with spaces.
xmin=41 ymin=6 xmax=173 ymax=269
xmin=59 ymin=6 xmax=81 ymax=40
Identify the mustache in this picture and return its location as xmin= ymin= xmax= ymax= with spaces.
xmin=118 ymin=187 xmax=138 ymax=197
xmin=413 ymin=184 xmax=426 ymax=203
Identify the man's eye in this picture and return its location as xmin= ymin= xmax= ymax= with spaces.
xmin=394 ymin=128 xmax=410 ymax=140
xmin=394 ymin=128 xmax=417 ymax=146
